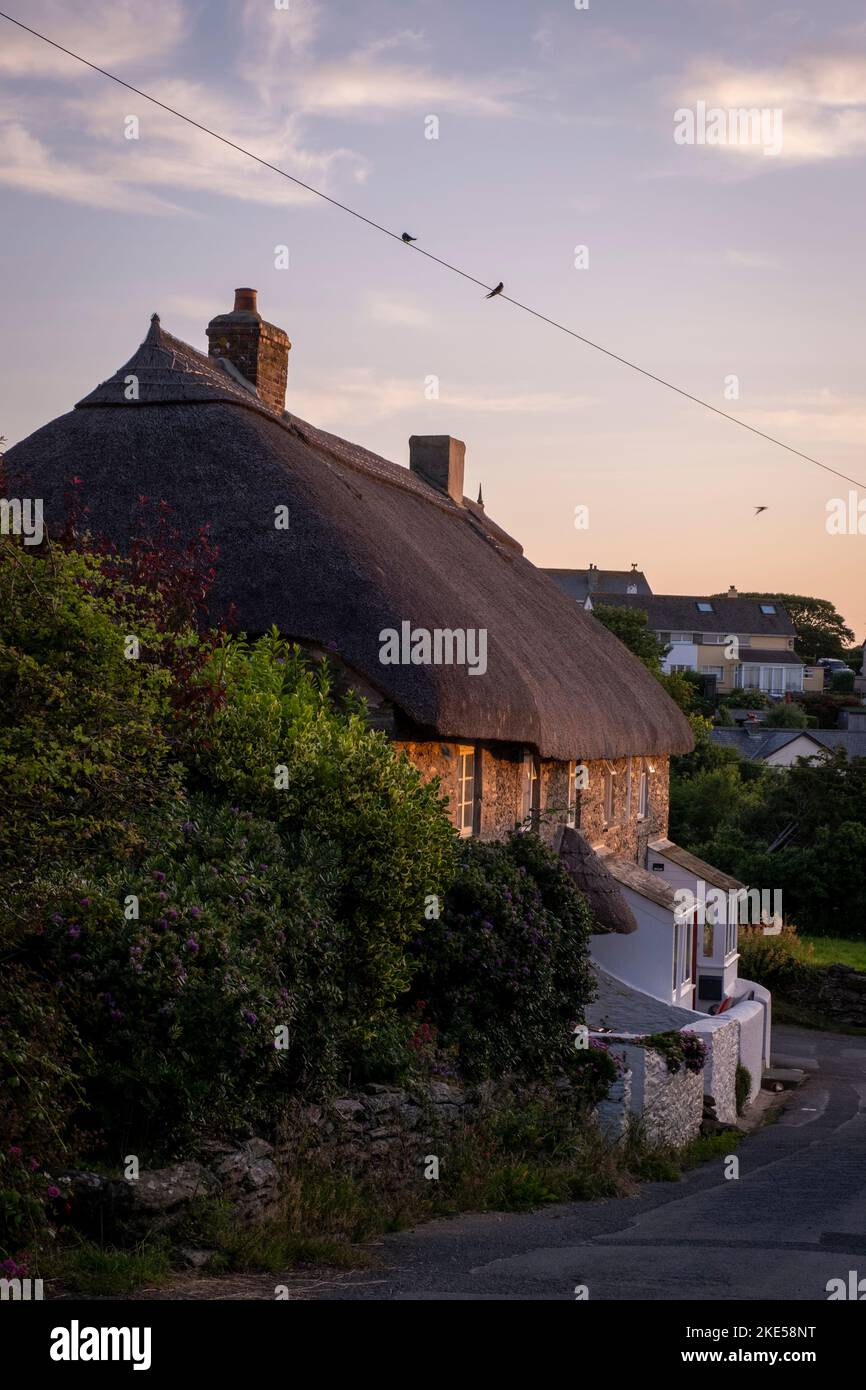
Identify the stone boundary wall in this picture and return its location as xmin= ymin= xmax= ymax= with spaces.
xmin=54 ymin=1077 xmax=564 ymax=1246
xmin=590 ymin=1032 xmax=703 ymax=1147
xmin=684 ymin=1014 xmax=740 ymax=1122
xmin=776 ymin=962 xmax=866 ymax=1030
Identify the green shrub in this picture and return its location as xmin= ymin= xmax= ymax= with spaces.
xmin=737 ymin=926 xmax=806 ymax=986
xmin=14 ymin=781 xmax=449 ymax=1155
xmin=410 ymin=832 xmax=595 ymax=1079
xmin=0 ymin=545 xmax=184 ymax=872
xmin=0 ymin=966 xmax=87 ymax=1258
xmin=720 ymin=690 xmax=769 ymax=709
xmin=831 ymin=670 xmax=855 ymax=693
xmin=640 ymin=1031 xmax=707 ymax=1074
xmin=191 ymin=632 xmax=456 ymax=1041
xmin=763 ymin=703 xmax=809 ymax=728
xmin=571 ymin=1042 xmax=621 ymax=1106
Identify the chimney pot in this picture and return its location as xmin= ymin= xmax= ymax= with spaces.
xmin=234 ymin=287 xmax=258 ymax=314
xmin=409 ymin=435 xmax=465 ymax=505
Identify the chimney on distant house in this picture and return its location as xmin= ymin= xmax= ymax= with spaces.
xmin=409 ymin=436 xmax=465 ymax=505
xmin=206 ymin=289 xmax=290 ymax=414
xmin=587 ymin=562 xmax=600 ymax=595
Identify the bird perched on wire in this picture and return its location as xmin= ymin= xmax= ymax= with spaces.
xmin=401 ymin=232 xmax=417 ymax=243
xmin=486 ymin=281 xmax=504 ymax=299
xmin=754 ymin=506 xmax=768 ymax=515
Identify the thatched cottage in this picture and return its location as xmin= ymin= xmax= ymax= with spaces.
xmin=6 ymin=290 xmax=691 ymax=856
xmin=6 ymin=290 xmax=771 ymax=1079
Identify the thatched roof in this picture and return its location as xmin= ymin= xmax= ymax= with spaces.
xmin=6 ymin=315 xmax=693 ymax=761
xmin=556 ymin=827 xmax=638 ymax=935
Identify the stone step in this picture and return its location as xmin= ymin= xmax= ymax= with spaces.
xmin=761 ymin=1067 xmax=806 ymax=1091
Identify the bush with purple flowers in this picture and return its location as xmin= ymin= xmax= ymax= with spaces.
xmin=409 ymin=833 xmax=595 ymax=1080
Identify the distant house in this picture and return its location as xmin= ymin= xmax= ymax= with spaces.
xmin=541 ymin=563 xmax=652 ymax=604
xmin=562 ymin=586 xmax=824 ymax=699
xmin=6 ymin=287 xmax=773 ymax=1101
xmin=711 ymin=727 xmax=866 ymax=766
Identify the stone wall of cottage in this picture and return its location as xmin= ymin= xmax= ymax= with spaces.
xmin=577 ymin=756 xmax=670 ymax=861
xmin=394 ymin=741 xmax=670 ymax=862
xmin=305 ymin=651 xmax=671 ymax=866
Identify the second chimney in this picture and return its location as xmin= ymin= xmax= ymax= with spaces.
xmin=206 ymin=288 xmax=290 ymax=414
xmin=409 ymin=435 xmax=465 ymax=505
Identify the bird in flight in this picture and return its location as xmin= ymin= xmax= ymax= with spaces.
xmin=401 ymin=232 xmax=417 ymax=243
xmin=486 ymin=281 xmax=504 ymax=299
xmin=754 ymin=506 xmax=768 ymax=515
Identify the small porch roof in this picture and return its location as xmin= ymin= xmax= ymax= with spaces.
xmin=594 ymin=846 xmax=678 ymax=911
xmin=648 ymin=838 xmax=745 ymax=893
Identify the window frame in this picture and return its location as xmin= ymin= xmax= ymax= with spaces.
xmin=566 ymin=761 xmax=578 ymax=828
xmin=521 ymin=750 xmax=540 ymax=830
xmin=456 ymin=745 xmax=477 ymax=839
xmin=637 ymin=767 xmax=648 ymax=820
xmin=602 ymin=764 xmax=615 ymax=826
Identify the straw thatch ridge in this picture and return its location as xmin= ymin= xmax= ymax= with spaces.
xmin=555 ymin=827 xmax=638 ymax=935
xmin=6 ymin=317 xmax=694 ymax=761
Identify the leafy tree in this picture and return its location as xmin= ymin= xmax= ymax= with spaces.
xmin=670 ymin=745 xmax=866 ymax=936
xmin=794 ymin=691 xmax=860 ymax=728
xmin=592 ymin=604 xmax=694 ymax=713
xmin=592 ymin=604 xmax=668 ymax=672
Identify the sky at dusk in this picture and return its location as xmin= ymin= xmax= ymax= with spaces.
xmin=1 ymin=0 xmax=864 ymax=640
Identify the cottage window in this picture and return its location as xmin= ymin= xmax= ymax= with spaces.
xmin=725 ymin=916 xmax=738 ymax=957
xmin=670 ymin=632 xmax=693 ymax=644
xmin=760 ymin=604 xmax=776 ymax=615
xmin=566 ymin=761 xmax=577 ymax=828
xmin=602 ymin=766 xmax=615 ymax=825
xmin=696 ymin=602 xmax=714 ymax=613
xmin=673 ymin=919 xmax=693 ymax=995
xmin=637 ymin=768 xmax=648 ymax=819
xmin=670 ymin=664 xmax=692 ymax=674
xmin=521 ymin=751 xmax=540 ymax=829
xmin=701 ymin=665 xmax=725 ymax=679
xmin=682 ymin=920 xmax=693 ymax=985
xmin=457 ymin=746 xmax=476 ymax=838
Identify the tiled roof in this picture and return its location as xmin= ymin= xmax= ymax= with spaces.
xmin=543 ymin=568 xmax=652 ymax=601
xmin=596 ymin=593 xmax=797 ymax=637
xmin=710 ymin=729 xmax=866 ymax=760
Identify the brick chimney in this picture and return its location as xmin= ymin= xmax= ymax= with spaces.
xmin=727 ymin=585 xmax=738 ymax=597
xmin=206 ymin=289 xmax=290 ymax=414
xmin=409 ymin=436 xmax=465 ymax=505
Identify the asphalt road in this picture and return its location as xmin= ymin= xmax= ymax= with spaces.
xmin=323 ymin=1024 xmax=866 ymax=1301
